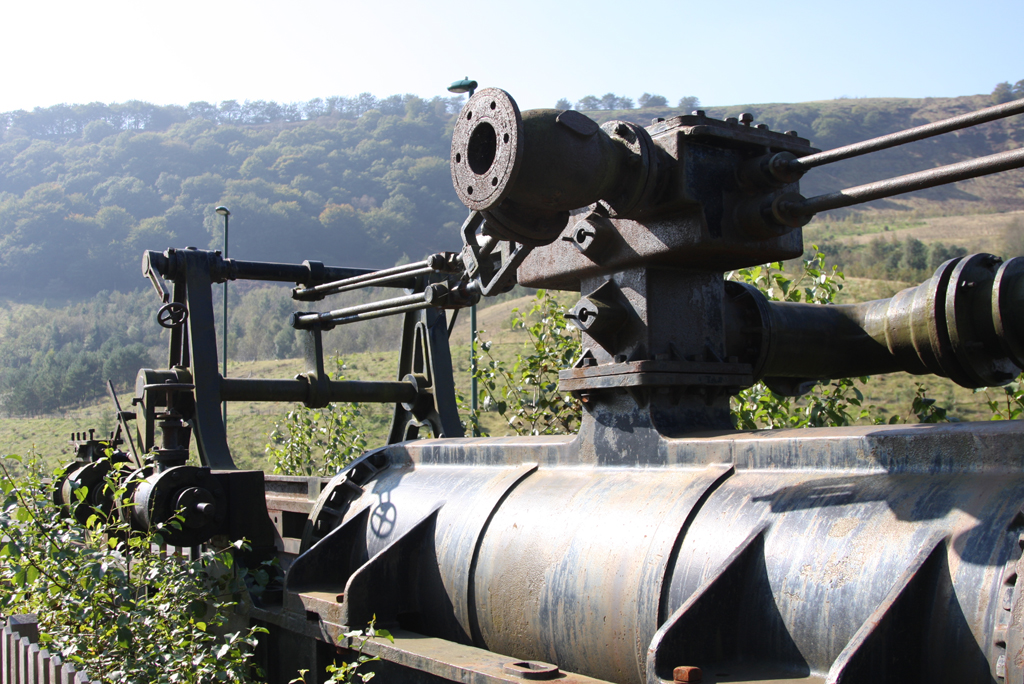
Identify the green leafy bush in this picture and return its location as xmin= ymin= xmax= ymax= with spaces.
xmin=265 ymin=359 xmax=370 ymax=476
xmin=471 ymin=290 xmax=582 ymax=436
xmin=983 ymin=378 xmax=1024 ymax=420
xmin=0 ymin=454 xmax=266 ymax=683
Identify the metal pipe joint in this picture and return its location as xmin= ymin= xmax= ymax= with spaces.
xmin=450 ymin=89 xmax=659 ymax=246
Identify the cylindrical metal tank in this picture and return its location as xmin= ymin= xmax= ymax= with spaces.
xmin=288 ymin=420 xmax=1024 ymax=684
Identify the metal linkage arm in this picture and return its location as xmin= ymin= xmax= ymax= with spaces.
xmin=292 ymin=252 xmax=462 ymax=301
xmin=776 ymin=147 xmax=1024 ymax=223
xmin=142 ymin=248 xmax=399 ymax=294
xmin=788 ymin=98 xmax=1024 ymax=172
xmin=291 ymin=284 xmax=469 ymax=329
xmin=220 ymin=377 xmax=417 ymax=404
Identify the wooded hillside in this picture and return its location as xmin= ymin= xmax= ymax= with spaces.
xmin=3 ymin=89 xmax=1024 ymax=303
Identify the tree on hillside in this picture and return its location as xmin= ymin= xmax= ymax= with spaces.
xmin=600 ymin=93 xmax=633 ymax=110
xmin=187 ymin=101 xmax=220 ymax=122
xmin=83 ymin=119 xmax=116 ymax=143
xmin=638 ymin=93 xmax=668 ymax=108
xmin=573 ymin=94 xmax=635 ymax=111
xmin=678 ymin=96 xmax=700 ymax=111
xmin=993 ymin=82 xmax=1015 ymax=104
xmin=555 ymin=98 xmax=572 ymax=110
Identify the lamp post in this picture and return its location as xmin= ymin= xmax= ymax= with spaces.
xmin=216 ymin=206 xmax=230 ymax=426
xmin=447 ymin=77 xmax=478 ymax=98
xmin=447 ymin=77 xmax=479 ymax=434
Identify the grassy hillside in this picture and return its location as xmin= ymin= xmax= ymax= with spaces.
xmin=806 ymin=209 xmax=1024 ymax=251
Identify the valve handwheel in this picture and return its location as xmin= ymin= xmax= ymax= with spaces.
xmin=157 ymin=302 xmax=188 ymax=329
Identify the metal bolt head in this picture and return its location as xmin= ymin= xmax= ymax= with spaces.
xmin=739 ymin=112 xmax=753 ymax=126
xmin=673 ymin=665 xmax=703 ymax=683
xmin=563 ymin=217 xmax=607 ymax=258
xmin=568 ymin=301 xmax=599 ymax=331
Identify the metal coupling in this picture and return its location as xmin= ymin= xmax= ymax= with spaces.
xmin=737 ymin=151 xmax=804 ymax=190
xmin=130 ymin=465 xmax=227 ymax=547
xmin=734 ymin=192 xmax=811 ymax=239
xmin=726 ymin=254 xmax=1024 ymax=391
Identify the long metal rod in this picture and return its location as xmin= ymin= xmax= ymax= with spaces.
xmin=785 ymin=147 xmax=1024 ymax=218
xmin=293 ymin=291 xmax=432 ymax=328
xmin=106 ymin=380 xmax=141 ymax=468
xmin=293 ymin=259 xmax=432 ymax=299
xmin=789 ymin=98 xmax=1024 ymax=171
xmin=222 ymin=213 xmax=229 ymax=427
xmin=225 ymin=258 xmax=380 ymax=285
xmin=295 ymin=265 xmax=436 ymax=299
xmin=220 ymin=377 xmax=417 ymax=404
xmin=318 ymin=300 xmax=434 ymax=326
xmin=470 ymin=303 xmax=478 ymax=435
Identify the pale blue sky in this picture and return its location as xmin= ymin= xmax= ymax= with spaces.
xmin=2 ymin=0 xmax=1021 ymax=112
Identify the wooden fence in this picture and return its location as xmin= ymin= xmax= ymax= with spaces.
xmin=1 ymin=615 xmax=99 ymax=684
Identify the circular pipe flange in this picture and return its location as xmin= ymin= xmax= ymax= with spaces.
xmin=451 ymin=88 xmax=524 ymax=213
xmin=993 ymin=256 xmax=1024 ymax=368
xmin=945 ymin=253 xmax=1017 ymax=386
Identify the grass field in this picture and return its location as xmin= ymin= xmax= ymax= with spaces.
xmin=805 ymin=210 xmax=1024 ymax=253
xmin=0 ymin=293 xmax=558 ymax=471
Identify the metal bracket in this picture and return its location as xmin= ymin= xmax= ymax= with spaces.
xmin=460 ymin=211 xmax=531 ymax=297
xmin=388 ymin=306 xmax=464 ymax=442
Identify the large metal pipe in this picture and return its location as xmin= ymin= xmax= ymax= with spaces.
xmin=736 ymin=254 xmax=1024 ymax=389
xmin=284 ymin=429 xmax=1024 ymax=684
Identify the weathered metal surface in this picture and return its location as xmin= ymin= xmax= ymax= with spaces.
xmin=254 ymin=420 xmax=1024 ymax=683
xmin=713 ymin=254 xmax=1024 ymax=390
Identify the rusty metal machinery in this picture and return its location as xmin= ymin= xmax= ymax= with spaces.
xmin=55 ymin=91 xmax=1024 ymax=683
